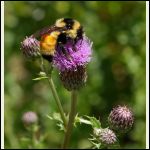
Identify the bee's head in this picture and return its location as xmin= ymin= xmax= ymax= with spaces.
xmin=63 ymin=18 xmax=74 ymax=29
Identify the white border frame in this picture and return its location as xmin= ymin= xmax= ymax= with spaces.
xmin=1 ymin=1 xmax=149 ymax=149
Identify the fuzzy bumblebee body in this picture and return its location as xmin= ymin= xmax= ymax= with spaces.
xmin=40 ymin=31 xmax=60 ymax=62
xmin=55 ymin=18 xmax=84 ymax=43
xmin=40 ymin=18 xmax=84 ymax=62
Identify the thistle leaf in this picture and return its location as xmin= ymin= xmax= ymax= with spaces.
xmin=32 ymin=76 xmax=48 ymax=81
xmin=85 ymin=116 xmax=101 ymax=128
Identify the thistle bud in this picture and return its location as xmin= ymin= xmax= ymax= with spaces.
xmin=21 ymin=36 xmax=41 ymax=58
xmin=108 ymin=105 xmax=134 ymax=132
xmin=22 ymin=111 xmax=38 ymax=125
xmin=97 ymin=128 xmax=117 ymax=145
xmin=60 ymin=65 xmax=87 ymax=91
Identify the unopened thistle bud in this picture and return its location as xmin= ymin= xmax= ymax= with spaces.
xmin=21 ymin=36 xmax=41 ymax=58
xmin=108 ymin=105 xmax=134 ymax=132
xmin=95 ymin=128 xmax=117 ymax=145
xmin=22 ymin=111 xmax=38 ymax=125
xmin=53 ymin=37 xmax=92 ymax=91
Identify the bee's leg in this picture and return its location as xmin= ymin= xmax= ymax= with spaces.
xmin=73 ymin=45 xmax=77 ymax=52
xmin=73 ymin=37 xmax=83 ymax=51
xmin=59 ymin=44 xmax=72 ymax=60
xmin=80 ymin=38 xmax=83 ymax=45
xmin=61 ymin=46 xmax=68 ymax=56
xmin=72 ymin=39 xmax=77 ymax=52
xmin=58 ymin=43 xmax=67 ymax=55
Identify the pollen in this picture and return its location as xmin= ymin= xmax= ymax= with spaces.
xmin=40 ymin=34 xmax=57 ymax=55
xmin=41 ymin=34 xmax=57 ymax=45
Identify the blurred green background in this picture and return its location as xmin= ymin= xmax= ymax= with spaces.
xmin=4 ymin=1 xmax=146 ymax=149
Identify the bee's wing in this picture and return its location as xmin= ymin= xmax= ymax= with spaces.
xmin=31 ymin=25 xmax=64 ymax=38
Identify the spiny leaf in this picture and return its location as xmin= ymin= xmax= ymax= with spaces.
xmin=46 ymin=113 xmax=63 ymax=122
xmin=32 ymin=76 xmax=48 ymax=81
xmin=53 ymin=113 xmax=63 ymax=123
xmin=46 ymin=115 xmax=53 ymax=120
xmin=57 ymin=122 xmax=65 ymax=131
xmin=75 ymin=116 xmax=92 ymax=125
xmin=85 ymin=116 xmax=101 ymax=128
xmin=89 ymin=140 xmax=101 ymax=149
xmin=80 ymin=118 xmax=92 ymax=125
xmin=46 ymin=113 xmax=65 ymax=131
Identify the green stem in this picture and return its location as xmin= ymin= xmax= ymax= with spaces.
xmin=47 ymin=77 xmax=67 ymax=127
xmin=40 ymin=57 xmax=67 ymax=128
xmin=62 ymin=90 xmax=77 ymax=149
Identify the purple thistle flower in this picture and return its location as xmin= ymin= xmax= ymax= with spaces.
xmin=53 ymin=36 xmax=92 ymax=91
xmin=21 ymin=36 xmax=41 ymax=58
xmin=53 ymin=37 xmax=92 ymax=72
xmin=108 ymin=105 xmax=134 ymax=132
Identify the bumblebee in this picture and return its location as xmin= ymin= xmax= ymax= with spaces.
xmin=40 ymin=18 xmax=84 ymax=62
